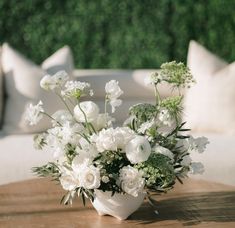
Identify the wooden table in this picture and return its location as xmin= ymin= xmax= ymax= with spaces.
xmin=0 ymin=178 xmax=235 ymax=227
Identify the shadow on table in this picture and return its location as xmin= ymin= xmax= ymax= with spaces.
xmin=130 ymin=191 xmax=235 ymax=226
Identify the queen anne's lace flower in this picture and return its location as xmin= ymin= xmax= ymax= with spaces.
xmin=119 ymin=166 xmax=145 ymax=197
xmin=24 ymin=101 xmax=44 ymax=125
xmin=61 ymin=80 xmax=93 ymax=98
xmin=158 ymin=108 xmax=174 ymax=127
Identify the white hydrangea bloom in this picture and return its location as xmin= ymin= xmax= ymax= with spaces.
xmin=24 ymin=101 xmax=44 ymax=125
xmin=181 ymin=155 xmax=192 ymax=167
xmin=119 ymin=166 xmax=145 ymax=197
xmin=125 ymin=136 xmax=151 ymax=164
xmin=105 ymin=80 xmax=123 ymax=113
xmin=74 ymin=101 xmax=99 ymax=123
xmin=40 ymin=71 xmax=69 ymax=91
xmin=154 ymin=145 xmax=174 ymax=161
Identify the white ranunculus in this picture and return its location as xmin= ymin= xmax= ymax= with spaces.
xmin=79 ymin=164 xmax=101 ymax=189
xmin=125 ymin=136 xmax=151 ymax=164
xmin=40 ymin=71 xmax=69 ymax=91
xmin=24 ymin=101 xmax=44 ymax=125
xmin=74 ymin=101 xmax=99 ymax=123
xmin=105 ymin=80 xmax=123 ymax=100
xmin=154 ymin=145 xmax=174 ymax=161
xmin=119 ymin=166 xmax=145 ymax=197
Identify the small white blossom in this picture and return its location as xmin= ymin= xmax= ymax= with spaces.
xmin=119 ymin=166 xmax=145 ymax=197
xmin=51 ymin=110 xmax=74 ymax=126
xmin=105 ymin=80 xmax=123 ymax=113
xmin=188 ymin=136 xmax=209 ymax=153
xmin=158 ymin=108 xmax=174 ymax=127
xmin=74 ymin=101 xmax=99 ymax=123
xmin=25 ymin=101 xmax=44 ymax=125
xmin=138 ymin=119 xmax=155 ymax=134
xmin=101 ymin=176 xmax=110 ymax=183
xmin=40 ymin=71 xmax=69 ymax=91
xmin=190 ymin=162 xmax=205 ymax=175
xmin=154 ymin=145 xmax=174 ymax=161
xmin=125 ymin=136 xmax=151 ymax=164
xmin=61 ymin=80 xmax=93 ymax=98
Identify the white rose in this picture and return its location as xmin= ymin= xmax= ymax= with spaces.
xmin=119 ymin=166 xmax=145 ymax=197
xmin=154 ymin=145 xmax=174 ymax=161
xmin=79 ymin=165 xmax=101 ymax=189
xmin=74 ymin=101 xmax=99 ymax=123
xmin=59 ymin=169 xmax=80 ymax=191
xmin=125 ymin=136 xmax=151 ymax=164
xmin=115 ymin=127 xmax=136 ymax=149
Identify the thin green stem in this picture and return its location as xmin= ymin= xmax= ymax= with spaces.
xmin=41 ymin=112 xmax=62 ymax=127
xmin=56 ymin=92 xmax=73 ymax=116
xmin=154 ymin=84 xmax=161 ymax=105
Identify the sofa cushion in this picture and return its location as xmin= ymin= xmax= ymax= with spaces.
xmin=1 ymin=43 xmax=74 ymax=134
xmin=0 ymin=46 xmax=3 ymax=128
xmin=184 ymin=40 xmax=235 ymax=134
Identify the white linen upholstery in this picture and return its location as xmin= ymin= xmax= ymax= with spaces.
xmin=1 ymin=43 xmax=74 ymax=134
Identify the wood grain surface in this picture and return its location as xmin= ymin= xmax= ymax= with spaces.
xmin=0 ymin=178 xmax=235 ymax=227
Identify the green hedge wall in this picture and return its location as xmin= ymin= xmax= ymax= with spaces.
xmin=0 ymin=0 xmax=235 ymax=68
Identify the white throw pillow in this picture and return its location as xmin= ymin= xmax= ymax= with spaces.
xmin=1 ymin=43 xmax=74 ymax=134
xmin=0 ymin=46 xmax=3 ymax=128
xmin=184 ymin=40 xmax=235 ymax=134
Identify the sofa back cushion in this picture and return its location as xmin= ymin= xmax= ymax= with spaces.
xmin=184 ymin=40 xmax=235 ymax=134
xmin=1 ymin=43 xmax=74 ymax=134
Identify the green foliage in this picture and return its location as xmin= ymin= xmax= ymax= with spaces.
xmin=0 ymin=0 xmax=234 ymax=68
xmin=135 ymin=153 xmax=175 ymax=191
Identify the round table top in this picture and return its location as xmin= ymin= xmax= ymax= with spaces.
xmin=0 ymin=178 xmax=235 ymax=227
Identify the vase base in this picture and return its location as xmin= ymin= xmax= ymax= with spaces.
xmin=97 ymin=211 xmax=128 ymax=220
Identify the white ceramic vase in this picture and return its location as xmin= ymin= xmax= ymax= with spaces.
xmin=92 ymin=190 xmax=145 ymax=220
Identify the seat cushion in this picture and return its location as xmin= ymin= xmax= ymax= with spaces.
xmin=190 ymin=133 xmax=235 ymax=186
xmin=1 ymin=43 xmax=74 ymax=134
xmin=0 ymin=132 xmax=53 ymax=185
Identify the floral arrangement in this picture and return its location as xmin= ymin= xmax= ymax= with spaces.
xmin=26 ymin=61 xmax=208 ymax=206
